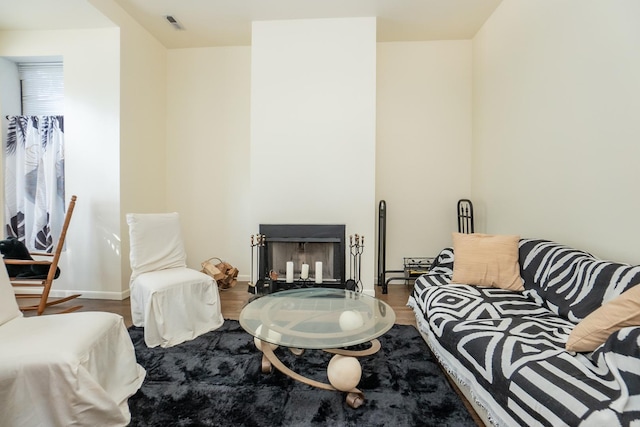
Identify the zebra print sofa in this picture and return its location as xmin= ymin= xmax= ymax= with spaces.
xmin=408 ymin=238 xmax=640 ymax=426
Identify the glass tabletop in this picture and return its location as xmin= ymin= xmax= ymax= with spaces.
xmin=239 ymin=288 xmax=396 ymax=349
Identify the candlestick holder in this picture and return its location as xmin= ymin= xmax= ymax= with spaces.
xmin=298 ymin=278 xmax=312 ymax=288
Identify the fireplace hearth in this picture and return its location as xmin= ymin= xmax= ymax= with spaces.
xmin=258 ymin=224 xmax=346 ymax=291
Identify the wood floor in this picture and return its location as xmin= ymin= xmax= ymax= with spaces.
xmin=25 ymin=281 xmax=417 ymax=328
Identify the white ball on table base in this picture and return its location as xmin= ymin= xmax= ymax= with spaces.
xmin=339 ymin=310 xmax=364 ymax=331
xmin=253 ymin=324 xmax=281 ymax=351
xmin=327 ymin=354 xmax=362 ymax=392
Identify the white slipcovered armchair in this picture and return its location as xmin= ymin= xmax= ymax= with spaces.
xmin=127 ymin=212 xmax=224 ymax=348
xmin=0 ymin=263 xmax=145 ymax=426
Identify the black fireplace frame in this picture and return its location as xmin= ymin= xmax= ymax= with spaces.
xmin=258 ymin=224 xmax=346 ymax=290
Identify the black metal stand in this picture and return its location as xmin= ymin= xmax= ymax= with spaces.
xmin=378 ymin=199 xmax=476 ymax=294
xmin=345 ymin=234 xmax=363 ymax=292
xmin=377 ymin=199 xmax=475 ymax=294
xmin=377 ymin=200 xmax=387 ymax=287
xmin=457 ymin=199 xmax=475 ymax=233
xmin=377 ymin=200 xmax=404 ymax=294
xmin=248 ymin=234 xmax=265 ymax=295
xmin=382 ymin=257 xmax=434 ymax=293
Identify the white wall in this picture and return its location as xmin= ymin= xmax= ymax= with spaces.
xmin=0 ymin=57 xmax=20 ymax=229
xmin=166 ymin=47 xmax=251 ymax=273
xmin=0 ymin=28 xmax=123 ymax=297
xmin=164 ymin=37 xmax=473 ymax=289
xmin=90 ymin=0 xmax=169 ymax=290
xmin=250 ymin=18 xmax=377 ymax=293
xmin=0 ymin=57 xmax=20 ymax=149
xmin=376 ymin=41 xmax=472 ymax=274
xmin=472 ymin=0 xmax=640 ymax=264
xmin=8 ymin=1 xmax=637 ymax=300
xmin=1 ymin=0 xmax=171 ymax=299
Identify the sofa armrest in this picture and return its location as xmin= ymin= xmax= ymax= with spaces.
xmin=583 ymin=326 xmax=640 ymax=415
xmin=412 ymin=247 xmax=454 ymax=292
xmin=596 ymin=326 xmax=640 ymax=358
xmin=430 ymin=247 xmax=454 ymax=272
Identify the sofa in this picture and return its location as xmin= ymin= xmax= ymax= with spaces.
xmin=408 ymin=235 xmax=640 ymax=426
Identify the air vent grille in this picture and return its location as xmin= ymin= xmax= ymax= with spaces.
xmin=164 ymin=15 xmax=184 ymax=30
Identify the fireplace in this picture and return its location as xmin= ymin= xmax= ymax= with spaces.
xmin=258 ymin=224 xmax=346 ymax=290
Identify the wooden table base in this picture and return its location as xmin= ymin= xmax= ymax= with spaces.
xmin=259 ymin=339 xmax=381 ymax=409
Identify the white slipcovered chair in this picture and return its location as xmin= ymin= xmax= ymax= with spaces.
xmin=0 ymin=263 xmax=145 ymax=426
xmin=127 ymin=212 xmax=224 ymax=348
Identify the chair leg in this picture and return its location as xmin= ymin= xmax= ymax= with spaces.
xmin=38 ymin=294 xmax=82 ymax=315
xmin=15 ymin=293 xmax=82 ymax=315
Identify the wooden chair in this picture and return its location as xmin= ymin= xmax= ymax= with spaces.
xmin=5 ymin=195 xmax=81 ymax=315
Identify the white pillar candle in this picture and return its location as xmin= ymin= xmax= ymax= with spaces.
xmin=286 ymin=262 xmax=294 ymax=283
xmin=315 ymin=261 xmax=323 ymax=284
xmin=301 ymin=263 xmax=309 ymax=279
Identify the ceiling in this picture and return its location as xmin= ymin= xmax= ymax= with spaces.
xmin=0 ymin=0 xmax=503 ymax=49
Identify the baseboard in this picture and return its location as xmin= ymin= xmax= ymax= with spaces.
xmin=75 ymin=289 xmax=131 ymax=300
xmin=14 ymin=288 xmax=130 ymax=300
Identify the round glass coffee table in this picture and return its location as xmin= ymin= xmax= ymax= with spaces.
xmin=239 ymin=288 xmax=396 ymax=408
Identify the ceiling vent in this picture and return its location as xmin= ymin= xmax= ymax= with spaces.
xmin=165 ymin=15 xmax=184 ymax=30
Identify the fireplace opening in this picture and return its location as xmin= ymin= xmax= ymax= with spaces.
xmin=259 ymin=224 xmax=345 ymax=290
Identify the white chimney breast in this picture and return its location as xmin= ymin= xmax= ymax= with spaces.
xmin=250 ymin=18 xmax=377 ymax=294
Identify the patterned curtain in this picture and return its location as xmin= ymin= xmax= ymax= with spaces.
xmin=4 ymin=115 xmax=66 ymax=252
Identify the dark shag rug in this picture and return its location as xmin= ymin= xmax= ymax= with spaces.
xmin=127 ymin=320 xmax=476 ymax=427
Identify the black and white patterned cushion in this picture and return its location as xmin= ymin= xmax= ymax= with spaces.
xmin=409 ymin=243 xmax=640 ymax=426
xmin=412 ymin=247 xmax=453 ymax=298
xmin=519 ymin=239 xmax=640 ymax=322
xmin=430 ymin=247 xmax=454 ymax=272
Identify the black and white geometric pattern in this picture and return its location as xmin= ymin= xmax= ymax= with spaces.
xmin=409 ymin=239 xmax=640 ymax=426
xmin=519 ymin=239 xmax=640 ymax=323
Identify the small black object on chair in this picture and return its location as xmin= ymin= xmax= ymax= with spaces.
xmin=0 ymin=237 xmax=60 ymax=279
xmin=3 ymin=195 xmax=80 ymax=315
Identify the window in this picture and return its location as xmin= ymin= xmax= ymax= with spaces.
xmin=18 ymin=62 xmax=64 ymax=115
xmin=3 ymin=61 xmax=66 ymax=251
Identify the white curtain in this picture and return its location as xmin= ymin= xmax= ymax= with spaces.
xmin=4 ymin=115 xmax=66 ymax=252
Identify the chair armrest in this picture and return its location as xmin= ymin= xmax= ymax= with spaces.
xmin=3 ymin=259 xmax=52 ymax=266
xmin=29 ymin=252 xmax=54 ymax=257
